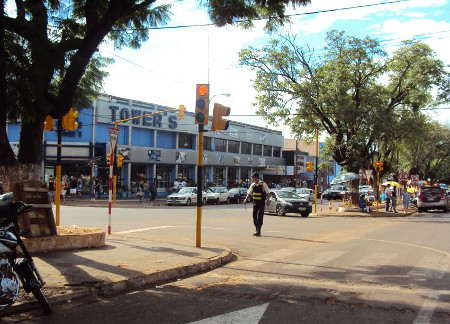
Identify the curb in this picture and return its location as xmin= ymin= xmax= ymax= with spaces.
xmin=2 ymin=248 xmax=233 ymax=316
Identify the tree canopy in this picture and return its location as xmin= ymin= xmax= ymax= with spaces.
xmin=239 ymin=30 xmax=450 ymax=173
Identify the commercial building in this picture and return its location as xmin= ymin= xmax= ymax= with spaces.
xmin=7 ymin=94 xmax=284 ymax=196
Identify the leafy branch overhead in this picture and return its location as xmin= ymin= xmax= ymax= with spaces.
xmin=239 ymin=30 xmax=450 ymax=173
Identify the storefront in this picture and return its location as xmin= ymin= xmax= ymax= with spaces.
xmin=7 ymin=94 xmax=285 ymax=196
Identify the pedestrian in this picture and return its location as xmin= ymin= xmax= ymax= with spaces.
xmin=77 ymin=176 xmax=82 ymax=198
xmin=61 ymin=177 xmax=68 ymax=204
xmin=181 ymin=178 xmax=186 ymax=188
xmin=69 ymin=176 xmax=77 ymax=200
xmin=173 ymin=179 xmax=180 ymax=193
xmin=401 ymin=188 xmax=410 ymax=213
xmin=391 ymin=188 xmax=398 ymax=213
xmin=243 ymin=172 xmax=270 ymax=237
xmin=48 ymin=175 xmax=54 ymax=202
xmin=385 ymin=184 xmax=392 ymax=212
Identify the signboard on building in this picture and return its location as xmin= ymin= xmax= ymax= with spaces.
xmin=263 ymin=165 xmax=286 ymax=175
xmin=148 ymin=150 xmax=161 ymax=162
xmin=247 ymin=157 xmax=253 ymax=166
xmin=259 ymin=158 xmax=266 ymax=167
xmin=175 ymin=151 xmax=186 ymax=163
xmin=233 ymin=156 xmax=241 ymax=165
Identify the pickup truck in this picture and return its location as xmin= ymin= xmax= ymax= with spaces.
xmin=322 ymin=185 xmax=348 ymax=200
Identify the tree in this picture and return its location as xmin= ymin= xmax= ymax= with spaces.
xmin=0 ymin=0 xmax=310 ymax=191
xmin=239 ymin=30 xmax=449 ymax=173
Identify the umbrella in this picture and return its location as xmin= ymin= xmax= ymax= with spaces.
xmin=382 ymin=181 xmax=402 ymax=188
xmin=330 ymin=172 xmax=361 ymax=185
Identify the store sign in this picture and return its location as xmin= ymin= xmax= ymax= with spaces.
xmin=259 ymin=158 xmax=266 ymax=167
xmin=203 ymin=152 xmax=208 ymax=164
xmin=247 ymin=157 xmax=253 ymax=166
xmin=229 ymin=128 xmax=238 ymax=138
xmin=218 ymin=154 xmax=225 ymax=164
xmin=148 ymin=150 xmax=161 ymax=162
xmin=108 ymin=105 xmax=178 ymax=129
xmin=233 ymin=156 xmax=241 ymax=165
xmin=176 ymin=151 xmax=186 ymax=163
xmin=263 ymin=165 xmax=285 ymax=175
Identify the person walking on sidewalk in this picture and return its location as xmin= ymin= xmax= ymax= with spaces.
xmin=385 ymin=184 xmax=392 ymax=212
xmin=401 ymin=188 xmax=410 ymax=213
xmin=391 ymin=188 xmax=398 ymax=213
xmin=61 ymin=177 xmax=68 ymax=204
xmin=243 ymin=172 xmax=270 ymax=236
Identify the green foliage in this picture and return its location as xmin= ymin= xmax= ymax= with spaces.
xmin=239 ymin=30 xmax=449 ymax=173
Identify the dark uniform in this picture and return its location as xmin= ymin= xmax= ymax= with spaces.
xmin=252 ymin=182 xmax=267 ymax=236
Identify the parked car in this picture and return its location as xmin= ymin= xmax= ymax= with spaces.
xmin=267 ymin=190 xmax=312 ymax=217
xmin=281 ymin=187 xmax=296 ymax=193
xmin=206 ymin=187 xmax=230 ymax=204
xmin=360 ymin=188 xmax=375 ymax=202
xmin=417 ymin=186 xmax=450 ymax=213
xmin=228 ymin=188 xmax=250 ymax=203
xmin=323 ymin=185 xmax=348 ymax=200
xmin=167 ymin=187 xmax=206 ymax=206
xmin=295 ymin=188 xmax=315 ymax=202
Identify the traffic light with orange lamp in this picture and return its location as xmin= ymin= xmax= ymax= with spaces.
xmin=306 ymin=161 xmax=313 ymax=172
xmin=195 ymin=84 xmax=209 ymax=125
xmin=62 ymin=108 xmax=79 ymax=130
xmin=44 ymin=115 xmax=54 ymax=131
xmin=374 ymin=161 xmax=384 ymax=172
xmin=211 ymin=103 xmax=230 ymax=131
xmin=107 ymin=153 xmax=111 ymax=166
xmin=117 ymin=154 xmax=123 ymax=168
xmin=178 ymin=105 xmax=186 ymax=120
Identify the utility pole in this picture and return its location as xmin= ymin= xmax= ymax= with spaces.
xmin=314 ymin=128 xmax=319 ymax=214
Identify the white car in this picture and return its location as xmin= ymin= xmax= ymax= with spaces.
xmin=295 ymin=188 xmax=315 ymax=202
xmin=206 ymin=187 xmax=230 ymax=204
xmin=167 ymin=187 xmax=206 ymax=206
xmin=360 ymin=189 xmax=375 ymax=202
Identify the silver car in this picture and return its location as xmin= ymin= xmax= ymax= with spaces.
xmin=295 ymin=188 xmax=315 ymax=202
xmin=267 ymin=190 xmax=312 ymax=217
xmin=167 ymin=187 xmax=206 ymax=206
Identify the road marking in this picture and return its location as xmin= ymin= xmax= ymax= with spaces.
xmin=350 ymin=252 xmax=397 ymax=274
xmin=115 ymin=226 xmax=176 ymax=234
xmin=356 ymin=238 xmax=450 ymax=257
xmin=238 ymin=249 xmax=297 ymax=269
xmin=408 ymin=255 xmax=449 ymax=279
xmin=414 ymin=293 xmax=440 ymax=324
xmin=283 ymin=251 xmax=347 ymax=270
xmin=189 ymin=303 xmax=269 ymax=324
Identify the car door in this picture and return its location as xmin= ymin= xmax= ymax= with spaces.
xmin=268 ymin=192 xmax=277 ymax=213
xmin=220 ymin=188 xmax=228 ymax=200
xmin=191 ymin=188 xmax=197 ymax=200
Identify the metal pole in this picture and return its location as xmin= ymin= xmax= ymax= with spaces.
xmin=108 ymin=147 xmax=114 ymax=235
xmin=55 ymin=119 xmax=62 ymax=226
xmin=196 ymin=124 xmax=204 ymax=247
xmin=377 ymin=171 xmax=379 ymax=217
xmin=314 ymin=128 xmax=319 ymax=214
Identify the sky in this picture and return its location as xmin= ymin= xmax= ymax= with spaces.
xmin=7 ymin=0 xmax=450 ymax=137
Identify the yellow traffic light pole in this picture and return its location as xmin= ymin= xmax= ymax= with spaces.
xmin=314 ymin=128 xmax=319 ymax=214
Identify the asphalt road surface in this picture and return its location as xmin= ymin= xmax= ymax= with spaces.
xmin=7 ymin=203 xmax=450 ymax=323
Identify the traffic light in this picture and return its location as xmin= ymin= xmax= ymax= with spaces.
xmin=44 ymin=115 xmax=54 ymax=131
xmin=306 ymin=161 xmax=313 ymax=172
xmin=62 ymin=108 xmax=79 ymax=130
xmin=107 ymin=153 xmax=111 ymax=166
xmin=374 ymin=161 xmax=384 ymax=172
xmin=195 ymin=84 xmax=209 ymax=125
xmin=117 ymin=154 xmax=123 ymax=168
xmin=211 ymin=103 xmax=230 ymax=131
xmin=178 ymin=104 xmax=186 ymax=120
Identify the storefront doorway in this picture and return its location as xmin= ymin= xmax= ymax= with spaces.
xmin=156 ymin=166 xmax=172 ymax=194
xmin=214 ymin=167 xmax=224 ymax=186
xmin=227 ymin=168 xmax=238 ymax=188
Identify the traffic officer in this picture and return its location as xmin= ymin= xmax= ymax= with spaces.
xmin=243 ymin=172 xmax=270 ymax=236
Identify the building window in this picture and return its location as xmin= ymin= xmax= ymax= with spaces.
xmin=241 ymin=142 xmax=251 ymax=155
xmin=204 ymin=137 xmax=212 ymax=151
xmin=178 ymin=133 xmax=194 ymax=149
xmin=273 ymin=146 xmax=281 ymax=157
xmin=228 ymin=140 xmax=240 ymax=154
xmin=253 ymin=144 xmax=262 ymax=155
xmin=215 ymin=138 xmax=227 ymax=152
xmin=264 ymin=145 xmax=272 ymax=157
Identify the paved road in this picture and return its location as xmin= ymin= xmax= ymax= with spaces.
xmin=10 ymin=204 xmax=450 ymax=323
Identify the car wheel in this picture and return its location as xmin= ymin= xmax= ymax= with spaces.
xmin=301 ymin=212 xmax=310 ymax=217
xmin=186 ymin=198 xmax=191 ymax=206
xmin=418 ymin=207 xmax=423 ymax=213
xmin=167 ymin=204 xmax=172 ymax=206
xmin=215 ymin=198 xmax=219 ymax=205
xmin=203 ymin=198 xmax=206 ymax=205
xmin=444 ymin=205 xmax=449 ymax=213
xmin=276 ymin=205 xmax=285 ymax=216
xmin=227 ymin=197 xmax=230 ymax=204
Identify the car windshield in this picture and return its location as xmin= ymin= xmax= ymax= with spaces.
xmin=207 ymin=188 xmax=220 ymax=193
xmin=178 ymin=188 xmax=193 ymax=194
xmin=229 ymin=189 xmax=238 ymax=193
xmin=276 ymin=191 xmax=301 ymax=199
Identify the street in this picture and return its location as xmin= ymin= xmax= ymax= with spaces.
xmin=7 ymin=203 xmax=450 ymax=323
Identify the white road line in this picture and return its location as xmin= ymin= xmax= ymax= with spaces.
xmin=408 ymin=255 xmax=449 ymax=279
xmin=189 ymin=303 xmax=269 ymax=324
xmin=350 ymin=252 xmax=397 ymax=274
xmin=413 ymin=293 xmax=440 ymax=324
xmin=283 ymin=251 xmax=347 ymax=270
xmin=115 ymin=226 xmax=176 ymax=234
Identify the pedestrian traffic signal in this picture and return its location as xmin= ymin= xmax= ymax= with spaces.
xmin=44 ymin=115 xmax=54 ymax=131
xmin=117 ymin=154 xmax=123 ymax=168
xmin=107 ymin=153 xmax=111 ymax=166
xmin=306 ymin=161 xmax=313 ymax=172
xmin=374 ymin=161 xmax=384 ymax=172
xmin=62 ymin=108 xmax=79 ymax=130
xmin=211 ymin=103 xmax=230 ymax=131
xmin=178 ymin=104 xmax=186 ymax=120
xmin=195 ymin=84 xmax=209 ymax=125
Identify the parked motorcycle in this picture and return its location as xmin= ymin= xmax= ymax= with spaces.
xmin=0 ymin=193 xmax=51 ymax=314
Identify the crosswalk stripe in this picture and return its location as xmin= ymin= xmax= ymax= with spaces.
xmin=283 ymin=251 xmax=347 ymax=270
xmin=350 ymin=252 xmax=397 ymax=274
xmin=408 ymin=255 xmax=449 ymax=279
xmin=237 ymin=249 xmax=298 ymax=269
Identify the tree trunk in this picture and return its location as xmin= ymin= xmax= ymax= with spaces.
xmin=17 ymin=118 xmax=45 ymax=181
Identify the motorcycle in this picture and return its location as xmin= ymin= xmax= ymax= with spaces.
xmin=0 ymin=193 xmax=51 ymax=314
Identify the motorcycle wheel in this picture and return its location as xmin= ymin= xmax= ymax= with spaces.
xmin=31 ymin=286 xmax=52 ymax=314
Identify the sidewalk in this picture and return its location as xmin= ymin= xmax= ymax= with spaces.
xmin=61 ymin=196 xmax=167 ymax=208
xmin=6 ymin=235 xmax=231 ymax=315
xmin=312 ymin=202 xmax=417 ymax=217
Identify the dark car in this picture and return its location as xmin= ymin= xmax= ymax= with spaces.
xmin=228 ymin=188 xmax=250 ymax=203
xmin=417 ymin=186 xmax=450 ymax=213
xmin=267 ymin=190 xmax=312 ymax=217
